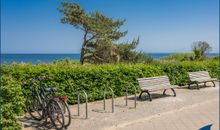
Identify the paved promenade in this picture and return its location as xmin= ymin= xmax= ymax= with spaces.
xmin=22 ymin=82 xmax=219 ymax=130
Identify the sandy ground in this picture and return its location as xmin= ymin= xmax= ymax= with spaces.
xmin=21 ymin=82 xmax=219 ymax=130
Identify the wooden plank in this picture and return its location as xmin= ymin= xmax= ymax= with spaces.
xmin=138 ymin=77 xmax=169 ymax=82
xmin=189 ymin=74 xmax=210 ymax=77
xmin=137 ymin=76 xmax=168 ymax=81
xmin=139 ymin=82 xmax=171 ymax=88
xmin=141 ymin=85 xmax=174 ymax=91
xmin=138 ymin=80 xmax=170 ymax=83
xmin=188 ymin=72 xmax=210 ymax=76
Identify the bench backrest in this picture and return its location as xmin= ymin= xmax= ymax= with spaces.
xmin=188 ymin=71 xmax=211 ymax=81
xmin=137 ymin=76 xmax=171 ymax=89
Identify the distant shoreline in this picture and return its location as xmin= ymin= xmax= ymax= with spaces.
xmin=1 ymin=52 xmax=219 ymax=54
xmin=1 ymin=53 xmax=219 ymax=64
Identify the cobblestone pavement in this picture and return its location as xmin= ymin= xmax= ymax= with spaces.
xmin=22 ymin=82 xmax=219 ymax=130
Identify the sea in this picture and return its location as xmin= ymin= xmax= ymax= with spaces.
xmin=1 ymin=53 xmax=219 ymax=64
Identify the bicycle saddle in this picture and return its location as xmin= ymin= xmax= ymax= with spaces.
xmin=42 ymin=86 xmax=57 ymax=91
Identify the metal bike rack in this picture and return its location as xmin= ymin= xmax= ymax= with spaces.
xmin=76 ymin=89 xmax=88 ymax=119
xmin=103 ymin=84 xmax=114 ymax=113
xmin=125 ymin=83 xmax=137 ymax=108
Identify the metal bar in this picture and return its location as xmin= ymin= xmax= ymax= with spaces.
xmin=70 ymin=84 xmax=89 ymax=119
xmin=127 ymin=83 xmax=137 ymax=108
xmin=134 ymin=91 xmax=137 ymax=108
xmin=77 ymin=93 xmax=80 ymax=116
xmin=132 ymin=84 xmax=137 ymax=108
xmin=82 ymin=90 xmax=88 ymax=119
xmin=112 ymin=93 xmax=114 ymax=113
xmin=75 ymin=88 xmax=89 ymax=119
xmin=125 ymin=85 xmax=128 ymax=106
xmin=103 ymin=84 xmax=114 ymax=113
xmin=103 ymin=89 xmax=106 ymax=110
xmin=107 ymin=86 xmax=114 ymax=113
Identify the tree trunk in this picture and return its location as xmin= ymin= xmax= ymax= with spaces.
xmin=80 ymin=30 xmax=88 ymax=65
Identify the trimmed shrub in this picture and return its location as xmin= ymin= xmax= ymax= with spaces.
xmin=0 ymin=75 xmax=24 ymax=130
xmin=161 ymin=61 xmax=219 ymax=86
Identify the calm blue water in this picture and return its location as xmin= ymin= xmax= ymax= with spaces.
xmin=1 ymin=54 xmax=80 ymax=64
xmin=1 ymin=53 xmax=219 ymax=64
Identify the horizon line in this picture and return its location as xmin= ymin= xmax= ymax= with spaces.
xmin=1 ymin=52 xmax=219 ymax=54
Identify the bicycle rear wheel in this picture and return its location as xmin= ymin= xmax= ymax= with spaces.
xmin=48 ymin=100 xmax=65 ymax=130
xmin=60 ymin=101 xmax=71 ymax=128
xmin=26 ymin=93 xmax=43 ymax=120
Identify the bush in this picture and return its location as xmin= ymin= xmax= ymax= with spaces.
xmin=0 ymin=75 xmax=24 ymax=130
xmin=160 ymin=53 xmax=195 ymax=62
xmin=207 ymin=56 xmax=220 ymax=61
xmin=0 ymin=60 xmax=219 ymax=129
xmin=161 ymin=61 xmax=219 ymax=86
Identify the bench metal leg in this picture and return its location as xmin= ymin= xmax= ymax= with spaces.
xmin=146 ymin=91 xmax=152 ymax=101
xmin=211 ymin=81 xmax=216 ymax=87
xmin=163 ymin=89 xmax=166 ymax=95
xmin=188 ymin=84 xmax=191 ymax=89
xmin=139 ymin=91 xmax=144 ymax=99
xmin=171 ymin=88 xmax=176 ymax=97
xmin=204 ymin=82 xmax=206 ymax=87
xmin=196 ymin=82 xmax=200 ymax=90
xmin=139 ymin=90 xmax=152 ymax=101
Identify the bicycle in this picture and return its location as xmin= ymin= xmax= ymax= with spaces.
xmin=25 ymin=77 xmax=66 ymax=130
xmin=36 ymin=77 xmax=71 ymax=128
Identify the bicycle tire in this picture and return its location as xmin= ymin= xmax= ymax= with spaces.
xmin=48 ymin=100 xmax=65 ymax=130
xmin=60 ymin=101 xmax=71 ymax=128
xmin=26 ymin=93 xmax=43 ymax=120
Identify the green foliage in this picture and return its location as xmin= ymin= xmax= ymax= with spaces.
xmin=161 ymin=61 xmax=219 ymax=85
xmin=160 ymin=53 xmax=195 ymax=62
xmin=58 ymin=1 xmax=127 ymax=64
xmin=207 ymin=56 xmax=220 ymax=61
xmin=0 ymin=60 xmax=219 ymax=129
xmin=58 ymin=1 xmax=150 ymax=64
xmin=191 ymin=41 xmax=212 ymax=60
xmin=0 ymin=75 xmax=25 ymax=130
xmin=116 ymin=38 xmax=153 ymax=64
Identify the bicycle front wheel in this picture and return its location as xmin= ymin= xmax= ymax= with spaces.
xmin=26 ymin=93 xmax=43 ymax=120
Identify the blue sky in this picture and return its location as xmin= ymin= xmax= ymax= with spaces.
xmin=1 ymin=0 xmax=219 ymax=53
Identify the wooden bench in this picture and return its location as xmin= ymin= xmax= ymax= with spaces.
xmin=188 ymin=71 xmax=217 ymax=89
xmin=137 ymin=76 xmax=177 ymax=101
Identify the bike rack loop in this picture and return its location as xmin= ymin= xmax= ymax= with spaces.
xmin=77 ymin=89 xmax=88 ymax=119
xmin=103 ymin=84 xmax=114 ymax=113
xmin=125 ymin=83 xmax=137 ymax=108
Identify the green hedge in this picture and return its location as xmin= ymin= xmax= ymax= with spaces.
xmin=0 ymin=60 xmax=219 ymax=129
xmin=161 ymin=61 xmax=219 ymax=86
xmin=0 ymin=75 xmax=24 ymax=130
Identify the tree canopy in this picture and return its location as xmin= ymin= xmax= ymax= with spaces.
xmin=58 ymin=1 xmax=151 ymax=64
xmin=191 ymin=41 xmax=212 ymax=60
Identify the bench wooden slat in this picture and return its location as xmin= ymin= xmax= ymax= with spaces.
xmin=139 ymin=82 xmax=171 ymax=88
xmin=137 ymin=76 xmax=168 ymax=81
xmin=139 ymin=80 xmax=170 ymax=85
xmin=142 ymin=85 xmax=177 ymax=92
xmin=189 ymin=75 xmax=210 ymax=78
